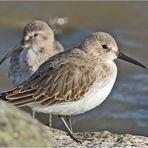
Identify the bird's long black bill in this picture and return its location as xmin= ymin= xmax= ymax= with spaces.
xmin=0 ymin=43 xmax=22 ymax=64
xmin=118 ymin=52 xmax=147 ymax=69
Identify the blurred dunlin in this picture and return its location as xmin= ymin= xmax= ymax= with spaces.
xmin=0 ymin=20 xmax=64 ymax=126
xmin=0 ymin=32 xmax=146 ymax=143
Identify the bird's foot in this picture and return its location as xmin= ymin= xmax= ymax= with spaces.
xmin=67 ymin=132 xmax=93 ymax=143
xmin=67 ymin=132 xmax=82 ymax=143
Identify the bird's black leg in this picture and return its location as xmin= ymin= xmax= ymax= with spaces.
xmin=66 ymin=115 xmax=73 ymax=133
xmin=58 ymin=115 xmax=81 ymax=143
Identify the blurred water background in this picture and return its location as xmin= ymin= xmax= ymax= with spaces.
xmin=0 ymin=2 xmax=147 ymax=136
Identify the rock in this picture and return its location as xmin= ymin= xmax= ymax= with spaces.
xmin=49 ymin=127 xmax=148 ymax=147
xmin=1 ymin=100 xmax=148 ymax=147
xmin=0 ymin=101 xmax=53 ymax=147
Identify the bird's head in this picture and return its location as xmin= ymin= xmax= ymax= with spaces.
xmin=80 ymin=32 xmax=147 ymax=69
xmin=21 ymin=20 xmax=54 ymax=50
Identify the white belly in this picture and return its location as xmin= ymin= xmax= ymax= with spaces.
xmin=31 ymin=62 xmax=117 ymax=115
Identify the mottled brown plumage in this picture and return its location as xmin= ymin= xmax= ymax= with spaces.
xmin=0 ymin=32 xmax=146 ymax=112
xmin=2 ymin=48 xmax=97 ymax=107
xmin=1 ymin=32 xmax=117 ymax=109
xmin=1 ymin=31 xmax=146 ymax=143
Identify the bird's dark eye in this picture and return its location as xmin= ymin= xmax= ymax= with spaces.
xmin=34 ymin=33 xmax=38 ymax=37
xmin=102 ymin=44 xmax=111 ymax=52
xmin=102 ymin=44 xmax=108 ymax=49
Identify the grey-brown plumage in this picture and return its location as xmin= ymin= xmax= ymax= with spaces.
xmin=1 ymin=32 xmax=118 ymax=109
xmin=1 ymin=49 xmax=96 ymax=107
xmin=1 ymin=31 xmax=146 ymax=114
xmin=1 ymin=32 xmax=146 ymax=143
xmin=0 ymin=20 xmax=64 ymax=85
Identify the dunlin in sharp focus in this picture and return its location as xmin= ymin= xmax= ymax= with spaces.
xmin=0 ymin=20 xmax=64 ymax=126
xmin=0 ymin=32 xmax=147 ymax=143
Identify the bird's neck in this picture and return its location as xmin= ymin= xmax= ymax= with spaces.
xmin=19 ymin=45 xmax=54 ymax=74
xmin=29 ymin=43 xmax=54 ymax=55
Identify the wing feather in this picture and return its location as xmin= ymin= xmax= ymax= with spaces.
xmin=1 ymin=52 xmax=96 ymax=107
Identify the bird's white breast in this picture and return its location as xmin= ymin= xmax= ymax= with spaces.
xmin=19 ymin=47 xmax=40 ymax=72
xmin=32 ymin=61 xmax=117 ymax=116
xmin=9 ymin=47 xmax=41 ymax=86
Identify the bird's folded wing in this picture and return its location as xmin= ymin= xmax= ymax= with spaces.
xmin=1 ymin=60 xmax=96 ymax=107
